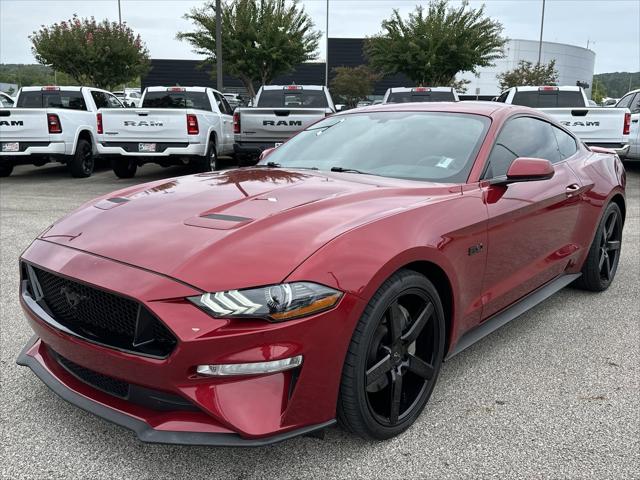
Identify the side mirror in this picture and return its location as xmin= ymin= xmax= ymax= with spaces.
xmin=493 ymin=157 xmax=555 ymax=185
xmin=259 ymin=147 xmax=276 ymax=161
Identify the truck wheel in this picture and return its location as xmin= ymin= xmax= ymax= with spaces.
xmin=68 ymin=139 xmax=94 ymax=178
xmin=196 ymin=140 xmax=217 ymax=172
xmin=111 ymin=158 xmax=138 ymax=178
xmin=0 ymin=163 xmax=13 ymax=177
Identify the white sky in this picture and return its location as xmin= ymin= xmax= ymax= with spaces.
xmin=0 ymin=0 xmax=639 ymax=74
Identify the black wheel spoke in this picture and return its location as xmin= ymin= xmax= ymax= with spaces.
xmin=605 ymin=214 xmax=617 ymax=239
xmin=401 ymin=302 xmax=433 ymax=345
xmin=388 ymin=301 xmax=404 ymax=342
xmin=389 ymin=371 xmax=403 ymax=425
xmin=602 ymin=255 xmax=611 ymax=280
xmin=598 ymin=250 xmax=606 ymax=270
xmin=407 ymin=354 xmax=435 ymax=380
xmin=606 ymin=240 xmax=621 ymax=252
xmin=366 ymin=354 xmax=392 ymax=387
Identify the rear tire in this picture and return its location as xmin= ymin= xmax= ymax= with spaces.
xmin=574 ymin=202 xmax=623 ymax=292
xmin=0 ymin=163 xmax=13 ymax=177
xmin=68 ymin=138 xmax=94 ymax=178
xmin=337 ymin=270 xmax=445 ymax=440
xmin=111 ymin=158 xmax=138 ymax=179
xmin=196 ymin=140 xmax=217 ymax=172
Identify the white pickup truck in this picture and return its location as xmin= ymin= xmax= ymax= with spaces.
xmin=496 ymin=86 xmax=630 ymax=156
xmin=615 ymin=89 xmax=640 ymax=161
xmin=382 ymin=86 xmax=459 ymax=103
xmin=97 ymin=86 xmax=235 ymax=178
xmin=0 ymin=86 xmax=123 ymax=177
xmin=233 ymin=85 xmax=336 ymax=161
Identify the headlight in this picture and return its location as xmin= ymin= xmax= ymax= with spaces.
xmin=188 ymin=282 xmax=342 ymax=322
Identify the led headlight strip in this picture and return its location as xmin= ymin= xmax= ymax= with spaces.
xmin=188 ymin=282 xmax=342 ymax=322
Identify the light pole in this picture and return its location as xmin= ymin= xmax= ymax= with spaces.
xmin=537 ymin=0 xmax=546 ymax=65
xmin=118 ymin=0 xmax=122 ymax=25
xmin=325 ymin=0 xmax=329 ymax=87
xmin=216 ymin=0 xmax=223 ymax=91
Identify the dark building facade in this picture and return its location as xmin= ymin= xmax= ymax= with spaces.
xmin=142 ymin=38 xmax=412 ymax=96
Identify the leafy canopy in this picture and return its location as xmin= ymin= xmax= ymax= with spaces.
xmin=365 ymin=0 xmax=506 ymax=86
xmin=30 ymin=15 xmax=149 ymax=90
xmin=496 ymin=59 xmax=559 ymax=91
xmin=178 ymin=0 xmax=320 ymax=98
xmin=330 ymin=66 xmax=381 ymax=108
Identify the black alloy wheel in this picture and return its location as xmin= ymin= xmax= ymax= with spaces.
xmin=576 ymin=201 xmax=623 ymax=292
xmin=69 ymin=139 xmax=94 ymax=178
xmin=338 ymin=270 xmax=445 ymax=439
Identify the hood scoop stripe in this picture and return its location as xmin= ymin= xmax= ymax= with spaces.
xmin=94 ymin=197 xmax=131 ymax=210
xmin=201 ymin=213 xmax=252 ymax=223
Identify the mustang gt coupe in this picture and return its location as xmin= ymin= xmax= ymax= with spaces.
xmin=17 ymin=102 xmax=626 ymax=445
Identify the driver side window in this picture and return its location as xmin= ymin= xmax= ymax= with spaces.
xmin=484 ymin=117 xmax=561 ymax=179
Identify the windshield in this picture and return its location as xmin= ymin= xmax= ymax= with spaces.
xmin=260 ymin=112 xmax=490 ymax=183
xmin=387 ymin=91 xmax=455 ymax=103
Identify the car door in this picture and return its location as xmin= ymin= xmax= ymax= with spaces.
xmin=480 ymin=116 xmax=584 ymax=319
xmin=213 ymin=91 xmax=234 ymax=153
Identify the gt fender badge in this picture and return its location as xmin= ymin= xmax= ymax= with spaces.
xmin=468 ymin=243 xmax=484 ymax=256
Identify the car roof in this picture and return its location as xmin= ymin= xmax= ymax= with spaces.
xmin=341 ymin=101 xmax=526 ymax=119
xmin=146 ymin=86 xmax=211 ymax=93
xmin=21 ymin=86 xmax=84 ymax=92
xmin=512 ymin=85 xmax=582 ymax=92
xmin=261 ymin=85 xmax=325 ymax=91
xmin=387 ymin=87 xmax=455 ymax=93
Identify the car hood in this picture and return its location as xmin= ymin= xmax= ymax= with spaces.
xmin=40 ymin=168 xmax=459 ymax=292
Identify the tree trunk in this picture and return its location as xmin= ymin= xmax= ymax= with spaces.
xmin=240 ymin=75 xmax=256 ymax=99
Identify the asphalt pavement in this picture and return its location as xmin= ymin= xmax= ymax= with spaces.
xmin=1 ymin=161 xmax=638 ymax=479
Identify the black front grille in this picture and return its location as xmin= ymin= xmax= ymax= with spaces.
xmin=52 ymin=349 xmax=199 ymax=412
xmin=24 ymin=264 xmax=176 ymax=357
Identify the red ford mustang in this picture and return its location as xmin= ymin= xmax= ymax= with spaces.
xmin=17 ymin=102 xmax=626 ymax=445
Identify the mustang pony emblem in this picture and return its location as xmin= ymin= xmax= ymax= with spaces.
xmin=60 ymin=287 xmax=88 ymax=309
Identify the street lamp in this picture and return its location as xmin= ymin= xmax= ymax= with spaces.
xmin=537 ymin=0 xmax=545 ymax=65
xmin=216 ymin=0 xmax=223 ymax=90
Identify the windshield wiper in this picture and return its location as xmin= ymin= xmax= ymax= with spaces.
xmin=255 ymin=162 xmax=319 ymax=171
xmin=330 ymin=166 xmax=367 ymax=174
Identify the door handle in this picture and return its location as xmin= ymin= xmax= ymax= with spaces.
xmin=566 ymin=184 xmax=580 ymax=196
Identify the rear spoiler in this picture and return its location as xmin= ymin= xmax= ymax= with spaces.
xmin=588 ymin=146 xmax=616 ymax=155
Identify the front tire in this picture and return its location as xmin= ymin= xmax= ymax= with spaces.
xmin=111 ymin=158 xmax=138 ymax=179
xmin=575 ymin=202 xmax=623 ymax=292
xmin=338 ymin=270 xmax=445 ymax=440
xmin=68 ymin=139 xmax=94 ymax=178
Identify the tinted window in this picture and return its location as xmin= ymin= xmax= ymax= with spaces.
xmin=17 ymin=90 xmax=86 ymax=110
xmin=257 ymin=89 xmax=329 ymax=108
xmin=106 ymin=94 xmax=123 ymax=108
xmin=484 ymin=117 xmax=560 ymax=178
xmin=386 ymin=91 xmax=455 ymax=103
xmin=495 ymin=91 xmax=509 ymax=103
xmin=213 ymin=92 xmax=233 ymax=115
xmin=262 ymin=112 xmax=490 ymax=183
xmin=616 ymin=93 xmax=634 ymax=109
xmin=0 ymin=95 xmax=14 ymax=107
xmin=511 ymin=90 xmax=584 ymax=108
xmin=91 ymin=91 xmax=109 ymax=109
xmin=552 ymin=126 xmax=578 ymax=160
xmin=142 ymin=91 xmax=212 ymax=110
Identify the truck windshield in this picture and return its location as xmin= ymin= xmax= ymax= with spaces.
xmin=261 ymin=111 xmax=490 ymax=183
xmin=142 ymin=92 xmax=211 ymax=111
xmin=387 ymin=91 xmax=455 ymax=103
xmin=257 ymin=90 xmax=329 ymax=108
xmin=511 ymin=91 xmax=584 ymax=108
xmin=16 ymin=90 xmax=87 ymax=110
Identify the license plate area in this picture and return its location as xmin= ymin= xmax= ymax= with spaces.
xmin=1 ymin=142 xmax=19 ymax=152
xmin=138 ymin=143 xmax=156 ymax=152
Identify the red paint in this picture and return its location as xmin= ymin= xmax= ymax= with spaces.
xmin=19 ymin=102 xmax=626 ymax=441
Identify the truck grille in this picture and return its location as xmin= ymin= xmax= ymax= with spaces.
xmin=24 ymin=263 xmax=176 ymax=357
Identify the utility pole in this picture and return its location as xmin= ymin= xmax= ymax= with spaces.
xmin=325 ymin=0 xmax=329 ymax=87
xmin=118 ymin=0 xmax=122 ymax=25
xmin=216 ymin=0 xmax=223 ymax=91
xmin=537 ymin=0 xmax=546 ymax=65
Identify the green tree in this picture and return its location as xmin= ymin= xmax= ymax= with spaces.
xmin=591 ymin=80 xmax=607 ymax=104
xmin=30 ymin=15 xmax=150 ymax=90
xmin=365 ymin=1 xmax=505 ymax=87
xmin=178 ymin=0 xmax=321 ymax=98
xmin=497 ymin=59 xmax=559 ymax=91
xmin=330 ymin=66 xmax=380 ymax=108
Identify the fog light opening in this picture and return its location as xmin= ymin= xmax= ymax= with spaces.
xmin=196 ymin=355 xmax=303 ymax=377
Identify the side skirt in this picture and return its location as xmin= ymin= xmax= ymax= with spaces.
xmin=446 ymin=273 xmax=581 ymax=360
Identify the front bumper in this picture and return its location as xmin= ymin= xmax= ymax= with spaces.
xmin=17 ymin=239 xmax=361 ymax=445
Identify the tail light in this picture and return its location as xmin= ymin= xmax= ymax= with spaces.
xmin=47 ymin=113 xmax=62 ymax=134
xmin=186 ymin=114 xmax=199 ymax=135
xmin=233 ymin=111 xmax=240 ymax=134
xmin=96 ymin=113 xmax=103 ymax=134
xmin=623 ymin=112 xmax=631 ymax=135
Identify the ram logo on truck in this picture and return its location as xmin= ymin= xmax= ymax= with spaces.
xmin=263 ymin=120 xmax=303 ymax=127
xmin=560 ymin=121 xmax=600 ymax=127
xmin=0 ymin=120 xmax=24 ymax=126
xmin=124 ymin=120 xmax=164 ymax=127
